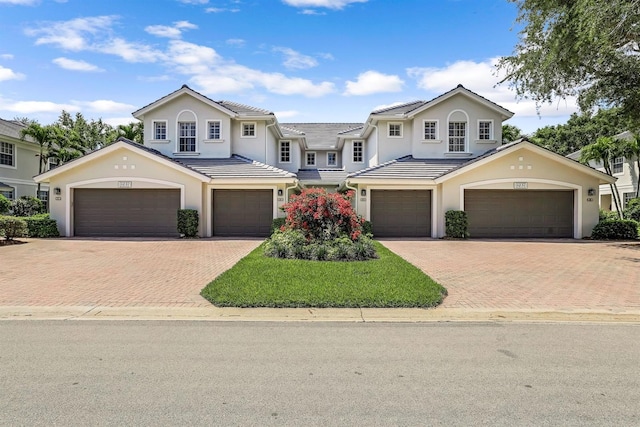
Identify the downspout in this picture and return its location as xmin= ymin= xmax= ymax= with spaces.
xmin=344 ymin=180 xmax=359 ymax=214
xmin=265 ymin=120 xmax=276 ymax=164
xmin=284 ymin=179 xmax=300 ymax=203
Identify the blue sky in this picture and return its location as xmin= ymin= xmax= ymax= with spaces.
xmin=0 ymin=0 xmax=578 ymax=134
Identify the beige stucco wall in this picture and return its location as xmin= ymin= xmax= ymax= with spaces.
xmin=439 ymin=147 xmax=602 ymax=238
xmin=44 ymin=146 xmax=206 ymax=236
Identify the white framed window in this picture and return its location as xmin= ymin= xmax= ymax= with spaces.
xmin=47 ymin=158 xmax=59 ymax=171
xmin=0 ymin=186 xmax=15 ymax=200
xmin=448 ymin=122 xmax=466 ymax=152
xmin=207 ymin=120 xmax=221 ymax=140
xmin=37 ymin=190 xmax=49 ymax=208
xmin=153 ymin=121 xmax=167 ymax=140
xmin=327 ymin=152 xmax=337 ymax=166
xmin=388 ymin=123 xmax=402 ymax=138
xmin=242 ymin=122 xmax=256 ymax=138
xmin=279 ymin=141 xmax=291 ymax=163
xmin=612 ymin=157 xmax=624 ymax=174
xmin=0 ymin=142 xmax=15 ymax=167
xmin=352 ymin=141 xmax=363 ymax=163
xmin=306 ymin=152 xmax=316 ymax=167
xmin=478 ymin=120 xmax=493 ymax=140
xmin=178 ymin=121 xmax=196 ymax=152
xmin=623 ymin=192 xmax=635 ymax=208
xmin=423 ymin=120 xmax=438 ymax=140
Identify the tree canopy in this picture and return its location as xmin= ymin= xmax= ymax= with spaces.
xmin=499 ymin=0 xmax=640 ymax=127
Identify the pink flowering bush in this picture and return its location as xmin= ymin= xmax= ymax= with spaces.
xmin=264 ymin=188 xmax=377 ymax=261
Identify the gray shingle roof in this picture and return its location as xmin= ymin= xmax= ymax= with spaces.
xmin=0 ymin=118 xmax=30 ymax=141
xmin=297 ymin=168 xmax=349 ymax=185
xmin=176 ymin=155 xmax=296 ymax=179
xmin=348 ymin=156 xmax=469 ymax=180
xmin=280 ymin=123 xmax=364 ymax=148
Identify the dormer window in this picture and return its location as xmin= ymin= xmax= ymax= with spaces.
xmin=242 ymin=122 xmax=256 ymax=138
xmin=388 ymin=123 xmax=402 ymax=137
xmin=153 ymin=121 xmax=167 ymax=140
xmin=178 ymin=121 xmax=196 ymax=152
xmin=448 ymin=122 xmax=466 ymax=152
xmin=478 ymin=120 xmax=493 ymax=140
xmin=207 ymin=120 xmax=221 ymax=140
xmin=423 ymin=120 xmax=438 ymax=140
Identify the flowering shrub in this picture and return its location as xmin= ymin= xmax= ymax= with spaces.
xmin=265 ymin=188 xmax=377 ymax=261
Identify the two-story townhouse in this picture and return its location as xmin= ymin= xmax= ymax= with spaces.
xmin=36 ymin=84 xmax=613 ymax=239
xmin=0 ymin=118 xmax=50 ymax=204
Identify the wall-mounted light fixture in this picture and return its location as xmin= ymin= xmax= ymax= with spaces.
xmin=361 ymin=189 xmax=367 ymax=197
xmin=277 ymin=189 xmax=283 ymax=196
xmin=54 ymin=187 xmax=61 ymax=195
xmin=587 ymin=188 xmax=595 ymax=196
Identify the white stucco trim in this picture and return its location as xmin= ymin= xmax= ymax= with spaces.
xmin=64 ymin=177 xmax=186 ymax=237
xmin=459 ymin=178 xmax=583 ymax=238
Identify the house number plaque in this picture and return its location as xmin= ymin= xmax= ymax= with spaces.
xmin=513 ymin=182 xmax=528 ymax=189
xmin=118 ymin=181 xmax=133 ymax=188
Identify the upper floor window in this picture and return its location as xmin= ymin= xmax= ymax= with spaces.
xmin=327 ymin=152 xmax=337 ymax=166
xmin=478 ymin=120 xmax=493 ymax=140
xmin=153 ymin=121 xmax=167 ymax=140
xmin=424 ymin=121 xmax=438 ymax=140
xmin=178 ymin=121 xmax=196 ymax=152
xmin=306 ymin=152 xmax=316 ymax=167
xmin=0 ymin=187 xmax=14 ymax=200
xmin=448 ymin=122 xmax=466 ymax=152
xmin=207 ymin=120 xmax=221 ymax=140
xmin=353 ymin=141 xmax=363 ymax=163
xmin=242 ymin=122 xmax=256 ymax=138
xmin=279 ymin=141 xmax=290 ymax=163
xmin=612 ymin=156 xmax=624 ymax=174
xmin=47 ymin=158 xmax=59 ymax=171
xmin=0 ymin=142 xmax=15 ymax=167
xmin=388 ymin=123 xmax=402 ymax=137
xmin=623 ymin=192 xmax=635 ymax=208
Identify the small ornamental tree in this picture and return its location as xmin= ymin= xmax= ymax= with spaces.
xmin=282 ymin=188 xmax=364 ymax=242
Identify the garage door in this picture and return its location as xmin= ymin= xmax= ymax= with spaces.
xmin=74 ymin=189 xmax=180 ymax=237
xmin=371 ymin=190 xmax=431 ymax=237
xmin=465 ymin=190 xmax=574 ymax=238
xmin=213 ymin=189 xmax=273 ymax=237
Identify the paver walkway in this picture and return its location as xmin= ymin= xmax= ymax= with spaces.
xmin=381 ymin=239 xmax=640 ymax=311
xmin=0 ymin=238 xmax=261 ymax=308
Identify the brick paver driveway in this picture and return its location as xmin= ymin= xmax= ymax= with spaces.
xmin=0 ymin=238 xmax=261 ymax=308
xmin=381 ymin=239 xmax=640 ymax=311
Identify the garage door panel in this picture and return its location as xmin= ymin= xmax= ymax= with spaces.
xmin=371 ymin=190 xmax=431 ymax=237
xmin=465 ymin=190 xmax=573 ymax=238
xmin=74 ymin=189 xmax=180 ymax=237
xmin=213 ymin=190 xmax=272 ymax=237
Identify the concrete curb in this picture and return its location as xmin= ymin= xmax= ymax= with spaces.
xmin=1 ymin=306 xmax=640 ymax=323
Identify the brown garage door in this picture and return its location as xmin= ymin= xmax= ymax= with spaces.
xmin=465 ymin=190 xmax=574 ymax=238
xmin=371 ymin=190 xmax=431 ymax=237
xmin=74 ymin=189 xmax=180 ymax=237
xmin=213 ymin=189 xmax=273 ymax=237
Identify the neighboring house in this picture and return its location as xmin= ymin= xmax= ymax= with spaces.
xmin=35 ymin=84 xmax=613 ymax=238
xmin=567 ymin=130 xmax=639 ymax=212
xmin=0 ymin=118 xmax=50 ymax=204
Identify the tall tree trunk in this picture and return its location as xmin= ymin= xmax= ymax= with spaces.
xmin=603 ymin=163 xmax=623 ymax=218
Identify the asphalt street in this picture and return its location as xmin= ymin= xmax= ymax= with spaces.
xmin=1 ymin=321 xmax=639 ymax=426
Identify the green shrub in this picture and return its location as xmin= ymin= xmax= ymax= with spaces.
xmin=21 ymin=214 xmax=60 ymax=238
xmin=599 ymin=209 xmax=620 ymax=221
xmin=445 ymin=210 xmax=470 ymax=238
xmin=591 ymin=219 xmax=639 ymax=240
xmin=0 ymin=216 xmax=27 ymax=240
xmin=264 ymin=229 xmax=377 ymax=261
xmin=177 ymin=209 xmax=199 ymax=237
xmin=11 ymin=196 xmax=45 ymax=217
xmin=271 ymin=217 xmax=286 ymax=234
xmin=361 ymin=220 xmax=373 ymax=236
xmin=0 ymin=194 xmax=10 ymax=215
xmin=624 ymin=198 xmax=640 ymax=221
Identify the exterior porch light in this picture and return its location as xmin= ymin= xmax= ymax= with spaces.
xmin=360 ymin=189 xmax=366 ymax=197
xmin=54 ymin=187 xmax=61 ymax=195
xmin=587 ymin=188 xmax=595 ymax=196
xmin=277 ymin=189 xmax=284 ymax=196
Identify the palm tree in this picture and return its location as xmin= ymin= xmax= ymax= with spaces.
xmin=116 ymin=121 xmax=144 ymax=144
xmin=619 ymin=133 xmax=640 ymax=198
xmin=48 ymin=126 xmax=86 ymax=164
xmin=20 ymin=121 xmax=54 ymax=194
xmin=580 ymin=136 xmax=624 ymax=217
xmin=502 ymin=124 xmax=524 ymax=144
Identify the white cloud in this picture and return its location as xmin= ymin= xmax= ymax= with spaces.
xmin=282 ymin=0 xmax=367 ymax=9
xmin=274 ymin=110 xmax=300 ymax=119
xmin=26 ymin=15 xmax=117 ymax=51
xmin=344 ymin=70 xmax=404 ymax=96
xmin=317 ymin=52 xmax=334 ymax=60
xmin=300 ymin=9 xmax=326 ymax=15
xmin=0 ymin=0 xmax=38 ymax=4
xmin=406 ymin=58 xmax=578 ymax=118
xmin=137 ymin=74 xmax=172 ymax=82
xmin=0 ymin=65 xmax=25 ymax=81
xmin=145 ymin=21 xmax=197 ymax=39
xmin=77 ymin=100 xmax=136 ymax=113
xmin=273 ymin=47 xmax=318 ymax=70
xmin=0 ymin=99 xmax=77 ymax=114
xmin=205 ymin=7 xmax=240 ymax=12
xmin=226 ymin=38 xmax=246 ymax=47
xmin=178 ymin=0 xmax=208 ymax=4
xmin=52 ymin=57 xmax=104 ymax=72
xmin=98 ymin=38 xmax=165 ymax=63
xmin=1 ymin=54 xmax=15 ymax=60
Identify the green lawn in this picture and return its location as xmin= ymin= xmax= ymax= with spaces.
xmin=200 ymin=241 xmax=447 ymax=308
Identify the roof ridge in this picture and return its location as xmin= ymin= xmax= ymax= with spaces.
xmin=232 ymin=154 xmax=296 ymax=177
xmin=371 ymin=100 xmax=424 ymax=114
xmin=219 ymin=100 xmax=273 ymax=115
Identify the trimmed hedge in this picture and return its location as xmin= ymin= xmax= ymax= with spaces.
xmin=271 ymin=217 xmax=286 ymax=234
xmin=0 ymin=216 xmax=27 ymax=240
xmin=0 ymin=194 xmax=10 ymax=215
xmin=11 ymin=196 xmax=46 ymax=217
xmin=591 ymin=219 xmax=639 ymax=240
xmin=21 ymin=214 xmax=60 ymax=238
xmin=445 ymin=210 xmax=470 ymax=238
xmin=177 ymin=209 xmax=199 ymax=237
